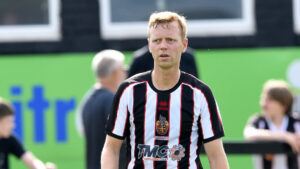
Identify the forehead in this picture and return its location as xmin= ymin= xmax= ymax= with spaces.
xmin=0 ymin=115 xmax=14 ymax=122
xmin=149 ymin=21 xmax=181 ymax=38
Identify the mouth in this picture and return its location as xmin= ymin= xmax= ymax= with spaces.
xmin=160 ymin=54 xmax=169 ymax=58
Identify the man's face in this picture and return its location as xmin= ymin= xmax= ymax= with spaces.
xmin=0 ymin=115 xmax=15 ymax=138
xmin=115 ymin=62 xmax=127 ymax=87
xmin=148 ymin=21 xmax=188 ymax=70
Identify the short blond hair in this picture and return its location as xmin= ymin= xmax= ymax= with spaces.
xmin=148 ymin=11 xmax=187 ymax=39
xmin=261 ymin=80 xmax=294 ymax=115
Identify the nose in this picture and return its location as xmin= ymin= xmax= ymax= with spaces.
xmin=261 ymin=98 xmax=270 ymax=110
xmin=159 ymin=39 xmax=168 ymax=50
xmin=261 ymin=100 xmax=266 ymax=106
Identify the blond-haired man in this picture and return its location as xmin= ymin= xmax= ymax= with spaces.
xmin=102 ymin=11 xmax=229 ymax=169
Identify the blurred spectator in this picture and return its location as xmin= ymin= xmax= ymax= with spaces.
xmin=244 ymin=80 xmax=300 ymax=169
xmin=128 ymin=45 xmax=199 ymax=78
xmin=292 ymin=95 xmax=300 ymax=118
xmin=0 ymin=97 xmax=56 ymax=169
xmin=75 ymin=50 xmax=126 ymax=169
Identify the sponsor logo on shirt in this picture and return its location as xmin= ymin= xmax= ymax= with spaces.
xmin=137 ymin=144 xmax=185 ymax=161
xmin=154 ymin=136 xmax=169 ymax=140
xmin=169 ymin=145 xmax=185 ymax=161
xmin=158 ymin=101 xmax=169 ymax=111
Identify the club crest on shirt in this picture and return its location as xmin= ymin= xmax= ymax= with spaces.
xmin=156 ymin=115 xmax=169 ymax=135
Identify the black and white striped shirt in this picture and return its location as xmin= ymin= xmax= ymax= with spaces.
xmin=106 ymin=71 xmax=224 ymax=169
xmin=248 ymin=115 xmax=300 ymax=169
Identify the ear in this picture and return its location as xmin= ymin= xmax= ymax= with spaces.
xmin=182 ymin=38 xmax=188 ymax=53
xmin=148 ymin=38 xmax=152 ymax=53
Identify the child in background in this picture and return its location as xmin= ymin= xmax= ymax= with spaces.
xmin=244 ymin=80 xmax=300 ymax=169
xmin=0 ymin=97 xmax=57 ymax=169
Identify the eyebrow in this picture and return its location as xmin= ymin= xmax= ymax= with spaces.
xmin=152 ymin=22 xmax=170 ymax=29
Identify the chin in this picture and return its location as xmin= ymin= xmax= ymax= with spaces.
xmin=262 ymin=111 xmax=270 ymax=117
xmin=158 ymin=63 xmax=174 ymax=69
xmin=3 ymin=133 xmax=11 ymax=138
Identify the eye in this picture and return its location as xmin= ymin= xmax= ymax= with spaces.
xmin=167 ymin=38 xmax=175 ymax=43
xmin=153 ymin=39 xmax=161 ymax=43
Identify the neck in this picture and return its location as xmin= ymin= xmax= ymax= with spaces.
xmin=97 ymin=80 xmax=116 ymax=93
xmin=152 ymin=67 xmax=181 ymax=91
xmin=0 ymin=133 xmax=8 ymax=139
xmin=270 ymin=113 xmax=285 ymax=127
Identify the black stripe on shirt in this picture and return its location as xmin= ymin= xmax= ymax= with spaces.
xmin=200 ymin=86 xmax=224 ymax=140
xmin=178 ymin=84 xmax=194 ymax=168
xmin=286 ymin=117 xmax=298 ymax=169
xmin=133 ymin=82 xmax=147 ymax=169
xmin=106 ymin=82 xmax=130 ymax=139
xmin=154 ymin=93 xmax=170 ymax=169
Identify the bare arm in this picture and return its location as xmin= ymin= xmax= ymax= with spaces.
xmin=244 ymin=125 xmax=300 ymax=153
xmin=204 ymin=138 xmax=229 ymax=169
xmin=101 ymin=135 xmax=123 ymax=169
xmin=21 ymin=152 xmax=56 ymax=169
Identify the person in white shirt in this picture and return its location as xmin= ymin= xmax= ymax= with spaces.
xmin=244 ymin=79 xmax=300 ymax=169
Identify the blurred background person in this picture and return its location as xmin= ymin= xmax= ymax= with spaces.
xmin=128 ymin=45 xmax=199 ymax=78
xmin=244 ymin=80 xmax=300 ymax=169
xmin=292 ymin=94 xmax=300 ymax=118
xmin=0 ymin=97 xmax=56 ymax=169
xmin=76 ymin=50 xmax=127 ymax=169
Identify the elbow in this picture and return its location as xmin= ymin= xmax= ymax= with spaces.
xmin=243 ymin=127 xmax=257 ymax=141
xmin=243 ymin=128 xmax=249 ymax=140
xmin=243 ymin=131 xmax=252 ymax=140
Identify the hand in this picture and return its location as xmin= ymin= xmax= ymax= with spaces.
xmin=45 ymin=162 xmax=57 ymax=169
xmin=284 ymin=132 xmax=300 ymax=153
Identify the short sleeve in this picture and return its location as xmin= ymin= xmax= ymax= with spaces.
xmin=199 ymin=85 xmax=224 ymax=143
xmin=246 ymin=114 xmax=263 ymax=129
xmin=293 ymin=118 xmax=300 ymax=134
xmin=9 ymin=135 xmax=26 ymax=158
xmin=106 ymin=82 xmax=130 ymax=140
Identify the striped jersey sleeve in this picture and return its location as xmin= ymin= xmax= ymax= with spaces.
xmin=9 ymin=135 xmax=26 ymax=158
xmin=106 ymin=81 xmax=131 ymax=140
xmin=294 ymin=118 xmax=300 ymax=134
xmin=246 ymin=114 xmax=265 ymax=128
xmin=198 ymin=84 xmax=224 ymax=143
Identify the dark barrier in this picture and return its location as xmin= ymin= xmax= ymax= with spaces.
xmin=200 ymin=141 xmax=294 ymax=155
